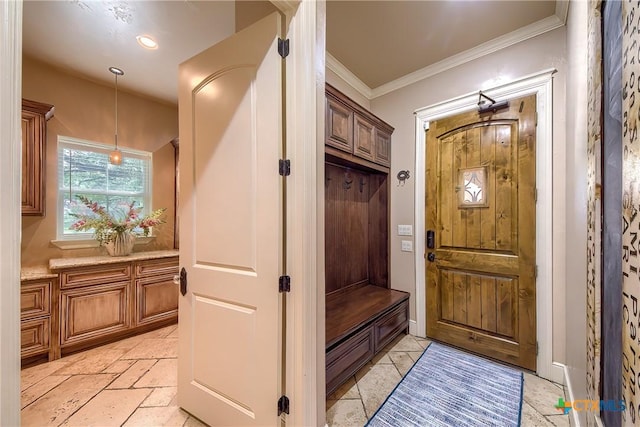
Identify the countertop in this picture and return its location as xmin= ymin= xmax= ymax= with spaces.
xmin=21 ymin=265 xmax=58 ymax=281
xmin=49 ymin=250 xmax=179 ymax=271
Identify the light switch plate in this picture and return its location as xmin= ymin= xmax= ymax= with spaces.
xmin=401 ymin=240 xmax=413 ymax=252
xmin=398 ymin=224 xmax=413 ymax=236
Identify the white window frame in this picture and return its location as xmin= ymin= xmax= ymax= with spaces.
xmin=55 ymin=136 xmax=153 ymax=244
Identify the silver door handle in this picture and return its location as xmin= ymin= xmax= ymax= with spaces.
xmin=173 ymin=274 xmax=180 ymax=285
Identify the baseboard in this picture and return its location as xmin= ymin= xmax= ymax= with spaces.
xmin=409 ymin=320 xmax=418 ymax=336
xmin=562 ymin=363 xmax=582 ymax=427
xmin=550 ymin=362 xmax=566 ymax=385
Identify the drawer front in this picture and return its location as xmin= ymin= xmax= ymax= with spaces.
xmin=21 ymin=280 xmax=51 ymax=319
xmin=60 ymin=282 xmax=130 ymax=346
xmin=135 ymin=257 xmax=179 ymax=278
xmin=21 ymin=317 xmax=50 ymax=358
xmin=135 ymin=274 xmax=179 ymax=325
xmin=61 ymin=264 xmax=131 ymax=289
xmin=374 ymin=301 xmax=409 ymax=353
xmin=326 ymin=327 xmax=374 ymax=396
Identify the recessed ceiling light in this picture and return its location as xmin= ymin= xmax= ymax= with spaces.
xmin=136 ymin=35 xmax=158 ymax=50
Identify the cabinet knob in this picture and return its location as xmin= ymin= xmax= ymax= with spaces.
xmin=173 ymin=275 xmax=180 ymax=285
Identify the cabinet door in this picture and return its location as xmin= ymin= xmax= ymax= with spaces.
xmin=21 ymin=99 xmax=53 ymax=216
xmin=374 ymin=129 xmax=391 ymax=167
xmin=135 ymin=274 xmax=179 ymax=325
xmin=326 ymin=96 xmax=353 ymax=153
xmin=353 ymin=113 xmax=375 ymax=162
xmin=60 ymin=282 xmax=130 ymax=347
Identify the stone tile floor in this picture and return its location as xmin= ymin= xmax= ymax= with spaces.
xmin=20 ymin=324 xmax=205 ymax=427
xmin=22 ymin=326 xmax=568 ymax=426
xmin=326 ymin=334 xmax=571 ymax=427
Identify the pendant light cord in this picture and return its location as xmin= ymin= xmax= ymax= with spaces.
xmin=114 ymin=73 xmax=119 ymax=150
xmin=108 ymin=67 xmax=124 ymax=165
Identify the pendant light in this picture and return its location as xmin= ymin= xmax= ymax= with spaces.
xmin=109 ymin=66 xmax=124 ymax=165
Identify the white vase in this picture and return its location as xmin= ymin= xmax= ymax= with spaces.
xmin=104 ymin=232 xmax=135 ymax=256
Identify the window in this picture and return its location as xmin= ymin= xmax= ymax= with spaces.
xmin=458 ymin=166 xmax=488 ymax=208
xmin=57 ymin=136 xmax=152 ymax=240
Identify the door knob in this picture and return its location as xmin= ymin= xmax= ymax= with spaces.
xmin=173 ymin=274 xmax=180 ymax=285
xmin=427 ymin=252 xmax=436 ymax=262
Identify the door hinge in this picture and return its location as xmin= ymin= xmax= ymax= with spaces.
xmin=279 ymin=275 xmax=291 ymax=293
xmin=278 ymin=38 xmax=290 ymax=58
xmin=279 ymin=159 xmax=291 ymax=176
xmin=277 ymin=395 xmax=290 ymax=415
xmin=536 ymin=342 xmax=539 ymax=356
xmin=535 ymin=265 xmax=538 ymax=279
xmin=535 ymin=188 xmax=538 ymax=203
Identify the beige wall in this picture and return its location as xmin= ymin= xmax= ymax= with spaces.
xmin=21 ymin=56 xmax=178 ymax=267
xmin=235 ymin=0 xmax=277 ymax=33
xmin=564 ymin=0 xmax=589 ymax=419
xmin=368 ymin=28 xmax=569 ymax=363
xmin=326 ymin=68 xmax=371 ymax=110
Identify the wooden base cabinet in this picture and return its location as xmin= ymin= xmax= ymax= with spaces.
xmin=52 ymin=253 xmax=179 ymax=357
xmin=20 ymin=277 xmax=57 ymax=361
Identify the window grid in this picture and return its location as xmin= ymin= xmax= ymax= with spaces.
xmin=57 ymin=136 xmax=153 ymax=240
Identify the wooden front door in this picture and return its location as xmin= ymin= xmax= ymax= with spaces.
xmin=177 ymin=13 xmax=284 ymax=425
xmin=425 ymin=95 xmax=537 ymax=371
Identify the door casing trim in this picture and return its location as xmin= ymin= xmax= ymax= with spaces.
xmin=414 ymin=68 xmax=562 ymax=383
xmin=0 ymin=0 xmax=22 ymax=425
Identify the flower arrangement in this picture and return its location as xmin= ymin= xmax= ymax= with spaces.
xmin=69 ymin=195 xmax=166 ymax=245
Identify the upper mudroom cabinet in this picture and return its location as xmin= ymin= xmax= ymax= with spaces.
xmin=325 ymin=84 xmax=393 ymax=169
xmin=22 ymin=98 xmax=54 ymax=216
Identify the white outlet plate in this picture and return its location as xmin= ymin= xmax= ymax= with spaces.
xmin=397 ymin=224 xmax=413 ymax=236
xmin=401 ymin=240 xmax=413 ymax=252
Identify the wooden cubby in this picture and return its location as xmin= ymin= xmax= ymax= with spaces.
xmin=324 ymin=85 xmax=409 ymax=396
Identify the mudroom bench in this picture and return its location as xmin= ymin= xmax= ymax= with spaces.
xmin=324 ymin=83 xmax=410 ymax=396
xmin=326 ymin=285 xmax=409 ymax=396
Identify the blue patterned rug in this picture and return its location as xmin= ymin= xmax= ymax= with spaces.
xmin=366 ymin=342 xmax=523 ymax=427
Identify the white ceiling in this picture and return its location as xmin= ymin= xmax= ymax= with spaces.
xmin=23 ymin=1 xmax=564 ymax=105
xmin=23 ymin=0 xmax=236 ymax=105
xmin=327 ymin=0 xmax=557 ymax=89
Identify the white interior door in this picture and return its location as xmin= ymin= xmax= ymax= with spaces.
xmin=177 ymin=12 xmax=284 ymax=426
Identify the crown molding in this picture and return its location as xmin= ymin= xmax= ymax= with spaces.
xmin=555 ymin=0 xmax=569 ymax=25
xmin=371 ymin=14 xmax=564 ymax=98
xmin=325 ymin=52 xmax=373 ymax=100
xmin=326 ymin=11 xmax=566 ymax=102
xmin=271 ymin=0 xmax=300 ymax=13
